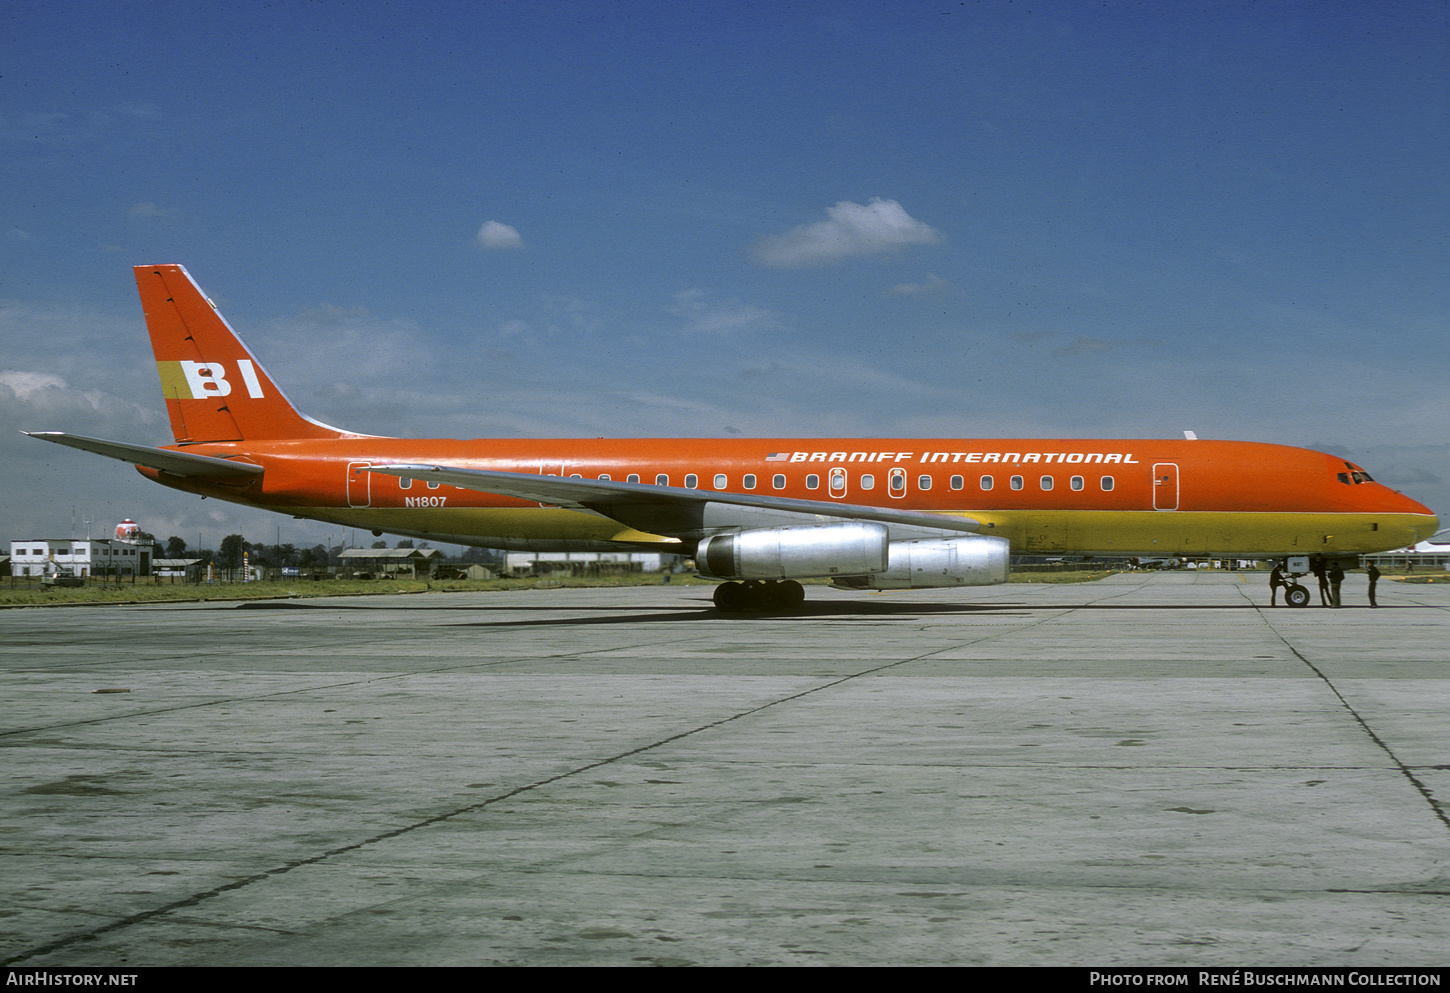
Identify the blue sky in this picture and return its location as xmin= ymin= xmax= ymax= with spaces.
xmin=3 ymin=0 xmax=1446 ymax=551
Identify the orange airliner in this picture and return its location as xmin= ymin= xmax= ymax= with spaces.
xmin=26 ymin=265 xmax=1439 ymax=610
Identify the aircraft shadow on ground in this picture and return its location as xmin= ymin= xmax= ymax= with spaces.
xmin=223 ymin=596 xmax=1341 ymax=630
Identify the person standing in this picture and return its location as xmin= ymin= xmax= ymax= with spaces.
xmin=1328 ymin=562 xmax=1345 ymax=608
xmin=1367 ymin=563 xmax=1380 ymax=608
xmin=1269 ymin=564 xmax=1286 ymax=606
xmin=1312 ymin=557 xmax=1330 ymax=606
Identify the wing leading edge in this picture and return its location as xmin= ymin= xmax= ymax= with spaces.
xmin=364 ymin=463 xmax=982 ymax=539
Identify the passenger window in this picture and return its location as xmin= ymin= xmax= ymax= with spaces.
xmin=713 ymin=473 xmax=727 ymax=489
xmin=1070 ymin=475 xmax=1084 ymax=490
xmin=805 ymin=474 xmax=820 ymax=489
xmin=656 ymin=474 xmax=668 ymax=486
xmin=1100 ymin=476 xmax=1115 ymax=491
xmin=685 ymin=474 xmax=698 ymax=488
xmin=427 ymin=481 xmax=441 ymax=489
xmin=918 ymin=475 xmax=933 ymax=490
xmin=1010 ymin=475 xmax=1024 ymax=490
xmin=598 ymin=474 xmax=611 ymax=480
xmin=980 ymin=475 xmax=994 ymax=490
xmin=860 ymin=474 xmax=875 ymax=490
xmin=889 ymin=468 xmax=906 ymax=495
xmin=773 ymin=474 xmax=786 ymax=489
xmin=399 ymin=477 xmax=412 ymax=489
xmin=743 ymin=474 xmax=756 ymax=489
xmin=1040 ymin=475 xmax=1053 ymax=490
xmin=627 ymin=473 xmax=639 ymax=483
xmin=950 ymin=475 xmax=963 ymax=490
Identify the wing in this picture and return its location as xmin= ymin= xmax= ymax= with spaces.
xmin=365 ymin=463 xmax=981 ymax=540
xmin=23 ymin=431 xmax=265 ymax=479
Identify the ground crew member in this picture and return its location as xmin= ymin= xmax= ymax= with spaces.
xmin=1269 ymin=564 xmax=1287 ymax=606
xmin=1328 ymin=562 xmax=1344 ymax=608
xmin=1312 ymin=557 xmax=1330 ymax=606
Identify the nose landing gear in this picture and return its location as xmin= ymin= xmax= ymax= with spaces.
xmin=1283 ymin=584 xmax=1311 ymax=608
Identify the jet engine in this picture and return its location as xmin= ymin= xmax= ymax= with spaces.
xmin=830 ymin=534 xmax=1010 ymax=590
xmin=696 ymin=521 xmax=890 ymax=581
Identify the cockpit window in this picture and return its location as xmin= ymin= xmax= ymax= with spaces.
xmin=1342 ymin=461 xmax=1375 ymax=484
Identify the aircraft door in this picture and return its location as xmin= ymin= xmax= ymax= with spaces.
xmin=829 ymin=467 xmax=847 ymax=498
xmin=347 ymin=462 xmax=371 ymax=508
xmin=1153 ymin=463 xmax=1179 ymax=511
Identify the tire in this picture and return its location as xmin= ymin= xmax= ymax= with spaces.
xmin=779 ymin=580 xmax=805 ymax=609
xmin=713 ymin=581 xmax=747 ymax=612
xmin=1285 ymin=584 xmax=1311 ymax=608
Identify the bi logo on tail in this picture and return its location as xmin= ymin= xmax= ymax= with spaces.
xmin=157 ymin=359 xmax=267 ymax=400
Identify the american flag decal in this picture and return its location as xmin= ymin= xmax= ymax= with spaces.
xmin=765 ymin=452 xmax=791 ymax=462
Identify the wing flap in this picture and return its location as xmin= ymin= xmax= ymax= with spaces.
xmin=24 ymin=432 xmax=265 ymax=479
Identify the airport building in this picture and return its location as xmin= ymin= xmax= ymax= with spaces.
xmin=336 ymin=547 xmax=444 ymax=578
xmin=1364 ymin=528 xmax=1450 ymax=571
xmin=8 ymin=538 xmax=152 ymax=578
xmin=152 ymin=558 xmax=206 ymax=582
xmin=505 ymin=550 xmax=665 ymax=576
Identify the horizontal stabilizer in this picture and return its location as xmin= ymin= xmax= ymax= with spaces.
xmin=23 ymin=432 xmax=264 ymax=479
xmin=366 ymin=463 xmax=981 ymax=535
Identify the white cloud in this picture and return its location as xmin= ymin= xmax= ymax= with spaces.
xmin=753 ymin=198 xmax=943 ymax=267
xmin=888 ymin=273 xmax=958 ymax=296
xmin=669 ymin=289 xmax=777 ymax=335
xmin=1 ymin=370 xmax=68 ymax=401
xmin=476 ymin=220 xmax=523 ymax=249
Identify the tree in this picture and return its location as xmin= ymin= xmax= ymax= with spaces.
xmin=165 ymin=536 xmax=188 ymax=557
xmin=218 ymin=534 xmax=245 ymax=579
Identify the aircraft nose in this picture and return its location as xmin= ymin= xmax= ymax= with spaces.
xmin=1398 ymin=495 xmax=1438 ymax=544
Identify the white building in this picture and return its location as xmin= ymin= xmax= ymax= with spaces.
xmin=1365 ymin=528 xmax=1450 ymax=571
xmin=8 ymin=538 xmax=152 ymax=578
xmin=505 ymin=550 xmax=664 ymax=574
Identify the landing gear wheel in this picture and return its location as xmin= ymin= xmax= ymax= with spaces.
xmin=777 ymin=580 xmax=805 ymax=609
xmin=713 ymin=580 xmax=807 ymax=613
xmin=1285 ymin=584 xmax=1311 ymax=608
xmin=713 ymin=581 xmax=747 ymax=612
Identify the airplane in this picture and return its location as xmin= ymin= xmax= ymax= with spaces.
xmin=25 ymin=264 xmax=1440 ymax=611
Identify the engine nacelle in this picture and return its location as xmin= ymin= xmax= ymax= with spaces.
xmin=832 ymin=534 xmax=1010 ymax=590
xmin=697 ymin=522 xmax=889 ymax=581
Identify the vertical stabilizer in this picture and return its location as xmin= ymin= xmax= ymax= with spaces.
xmin=136 ymin=265 xmax=357 ymax=443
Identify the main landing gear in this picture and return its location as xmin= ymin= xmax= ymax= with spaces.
xmin=712 ymin=579 xmax=807 ymax=613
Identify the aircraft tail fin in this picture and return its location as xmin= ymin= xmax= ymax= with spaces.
xmin=136 ymin=264 xmax=361 ymax=443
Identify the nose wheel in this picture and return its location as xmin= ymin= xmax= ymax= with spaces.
xmin=1284 ymin=584 xmax=1311 ymax=608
